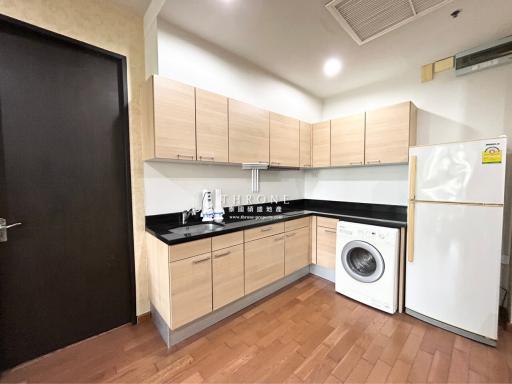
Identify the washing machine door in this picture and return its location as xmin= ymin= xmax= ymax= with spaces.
xmin=340 ymin=240 xmax=385 ymax=283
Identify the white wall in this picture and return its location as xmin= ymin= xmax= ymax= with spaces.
xmin=304 ymin=165 xmax=408 ymax=205
xmin=156 ymin=19 xmax=322 ymax=123
xmin=144 ymin=162 xmax=304 ymax=215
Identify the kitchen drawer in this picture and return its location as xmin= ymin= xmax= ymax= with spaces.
xmin=212 ymin=231 xmax=243 ymax=251
xmin=169 ymin=252 xmax=212 ymax=329
xmin=285 ymin=217 xmax=310 ymax=232
xmin=285 ymin=227 xmax=310 ymax=275
xmin=317 ymin=216 xmax=339 ymax=230
xmin=169 ymin=238 xmax=211 ymax=262
xmin=244 ymin=222 xmax=284 ymax=242
xmin=245 ymin=233 xmax=285 ymax=294
xmin=212 ymin=244 xmax=244 ymax=310
xmin=316 ymin=226 xmax=337 ymax=270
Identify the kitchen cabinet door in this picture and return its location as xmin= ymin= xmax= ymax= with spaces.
xmin=316 ymin=226 xmax=337 ymax=270
xmin=312 ymin=121 xmax=331 ymax=167
xmin=196 ymin=88 xmax=228 ymax=163
xmin=331 ymin=113 xmax=365 ymax=167
xmin=365 ymin=102 xmax=417 ymax=165
xmin=151 ymin=76 xmax=196 ymax=160
xmin=285 ymin=227 xmax=310 ymax=275
xmin=169 ymin=253 xmax=212 ymax=329
xmin=270 ymin=112 xmax=299 ymax=167
xmin=229 ymin=99 xmax=269 ymax=164
xmin=212 ymin=244 xmax=244 ymax=310
xmin=245 ymin=234 xmax=285 ymax=294
xmin=300 ymin=121 xmax=312 ymax=168
xmin=311 ymin=216 xmax=317 ymax=264
xmin=244 ymin=222 xmax=284 ymax=242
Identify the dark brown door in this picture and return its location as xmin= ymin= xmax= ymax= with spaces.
xmin=0 ymin=17 xmax=135 ymax=370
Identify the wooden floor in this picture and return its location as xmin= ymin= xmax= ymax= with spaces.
xmin=2 ymin=275 xmax=512 ymax=383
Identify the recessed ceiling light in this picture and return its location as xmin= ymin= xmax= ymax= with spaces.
xmin=323 ymin=58 xmax=342 ymax=77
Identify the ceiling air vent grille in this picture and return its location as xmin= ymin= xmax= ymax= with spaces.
xmin=326 ymin=0 xmax=453 ymax=45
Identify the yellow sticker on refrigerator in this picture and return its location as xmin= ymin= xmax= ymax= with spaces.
xmin=482 ymin=143 xmax=503 ymax=164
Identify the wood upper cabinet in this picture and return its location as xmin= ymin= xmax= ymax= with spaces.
xmin=300 ymin=121 xmax=312 ymax=168
xmin=142 ymin=75 xmax=196 ymax=161
xmin=245 ymin=233 xmax=285 ymax=294
xmin=331 ymin=113 xmax=365 ymax=167
xmin=312 ymin=121 xmax=331 ymax=167
xmin=212 ymin=244 xmax=244 ymax=310
xmin=365 ymin=102 xmax=417 ymax=165
xmin=196 ymin=88 xmax=228 ymax=163
xmin=169 ymin=252 xmax=212 ymax=329
xmin=229 ymin=99 xmax=269 ymax=164
xmin=270 ymin=112 xmax=299 ymax=167
xmin=285 ymin=226 xmax=310 ymax=275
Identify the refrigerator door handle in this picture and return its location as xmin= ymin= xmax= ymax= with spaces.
xmin=408 ymin=155 xmax=417 ymax=200
xmin=407 ymin=155 xmax=417 ymax=263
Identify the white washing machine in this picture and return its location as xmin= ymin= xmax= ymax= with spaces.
xmin=335 ymin=221 xmax=400 ymax=314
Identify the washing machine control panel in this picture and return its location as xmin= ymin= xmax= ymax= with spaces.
xmin=338 ymin=223 xmax=394 ymax=244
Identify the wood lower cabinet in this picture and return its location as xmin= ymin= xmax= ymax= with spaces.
xmin=169 ymin=252 xmax=212 ymax=329
xmin=212 ymin=244 xmax=244 ymax=310
xmin=316 ymin=224 xmax=337 ymax=270
xmin=300 ymin=121 xmax=312 ymax=168
xmin=312 ymin=121 xmax=331 ymax=167
xmin=331 ymin=113 xmax=365 ymax=167
xmin=244 ymin=222 xmax=284 ymax=242
xmin=270 ymin=112 xmax=299 ymax=167
xmin=229 ymin=99 xmax=269 ymax=164
xmin=142 ymin=75 xmax=196 ymax=161
xmin=245 ymin=233 xmax=285 ymax=294
xmin=196 ymin=88 xmax=228 ymax=163
xmin=365 ymin=102 xmax=417 ymax=165
xmin=311 ymin=216 xmax=317 ymax=264
xmin=285 ymin=227 xmax=310 ymax=275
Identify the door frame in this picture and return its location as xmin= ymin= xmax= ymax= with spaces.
xmin=0 ymin=14 xmax=137 ymax=324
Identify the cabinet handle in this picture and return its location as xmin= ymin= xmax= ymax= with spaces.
xmin=192 ymin=256 xmax=211 ymax=264
xmin=303 ymin=164 xmax=311 ymax=167
xmin=286 ymin=232 xmax=296 ymax=237
xmin=261 ymin=227 xmax=273 ymax=232
xmin=199 ymin=156 xmax=214 ymax=161
xmin=271 ymin=161 xmax=281 ymax=165
xmin=350 ymin=161 xmax=363 ymax=165
xmin=214 ymin=251 xmax=231 ymax=259
xmin=366 ymin=160 xmax=381 ymax=164
xmin=324 ymin=229 xmax=336 ymax=234
xmin=274 ymin=236 xmax=284 ymax=241
xmin=177 ymin=154 xmax=194 ymax=160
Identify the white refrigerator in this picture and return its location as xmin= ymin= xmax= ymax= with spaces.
xmin=406 ymin=137 xmax=507 ymax=345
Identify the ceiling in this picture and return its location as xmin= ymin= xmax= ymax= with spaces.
xmin=123 ymin=0 xmax=512 ymax=99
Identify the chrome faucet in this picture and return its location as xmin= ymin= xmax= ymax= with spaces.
xmin=181 ymin=208 xmax=197 ymax=225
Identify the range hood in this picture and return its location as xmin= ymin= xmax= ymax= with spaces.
xmin=242 ymin=163 xmax=268 ymax=193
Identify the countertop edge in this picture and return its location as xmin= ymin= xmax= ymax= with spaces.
xmin=146 ymin=211 xmax=407 ymax=246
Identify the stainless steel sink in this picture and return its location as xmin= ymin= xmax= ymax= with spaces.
xmin=169 ymin=223 xmax=224 ymax=235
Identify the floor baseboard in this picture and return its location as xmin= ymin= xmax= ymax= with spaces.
xmin=137 ymin=312 xmax=151 ymax=324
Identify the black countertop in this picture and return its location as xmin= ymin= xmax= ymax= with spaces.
xmin=146 ymin=199 xmax=407 ymax=245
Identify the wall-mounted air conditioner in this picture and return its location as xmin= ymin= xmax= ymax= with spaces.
xmin=455 ymin=35 xmax=512 ymax=76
